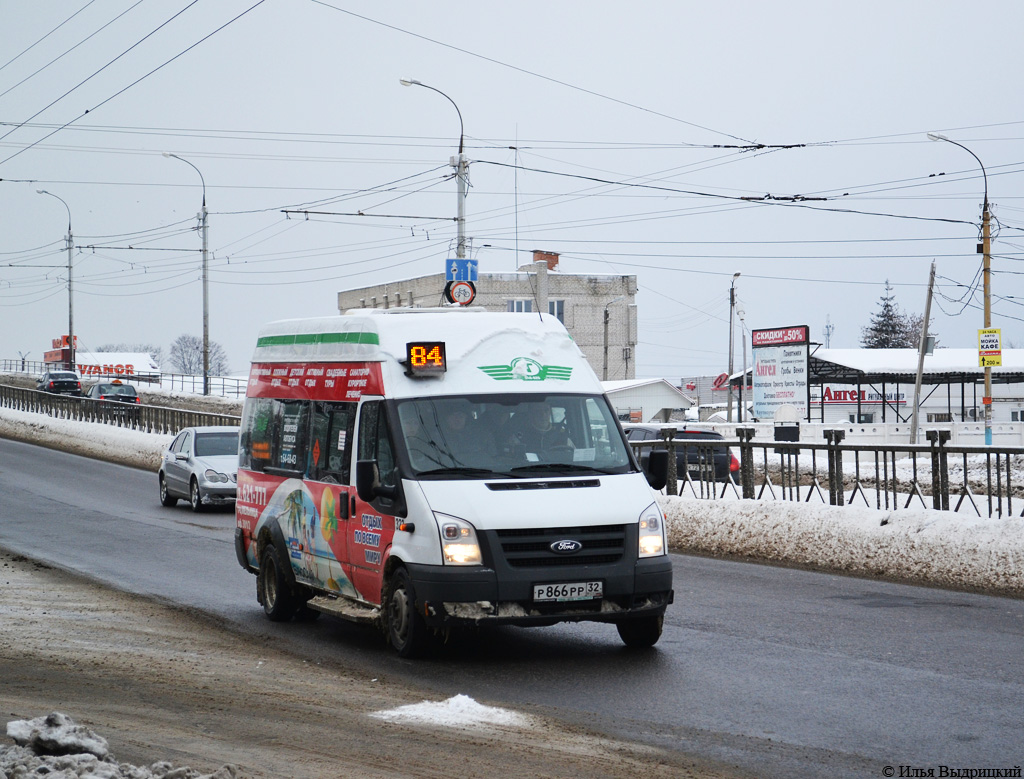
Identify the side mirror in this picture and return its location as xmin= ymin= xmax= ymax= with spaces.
xmin=356 ymin=459 xmax=398 ymax=502
xmin=356 ymin=460 xmax=378 ymax=502
xmin=644 ymin=449 xmax=668 ymax=491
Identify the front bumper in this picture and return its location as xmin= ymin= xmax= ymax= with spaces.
xmin=406 ymin=555 xmax=673 ymax=628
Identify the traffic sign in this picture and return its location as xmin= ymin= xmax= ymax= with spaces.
xmin=446 ymin=258 xmax=478 ymax=282
xmin=444 ymin=280 xmax=476 ymax=306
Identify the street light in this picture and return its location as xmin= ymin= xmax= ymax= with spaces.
xmin=927 ymin=132 xmax=993 ymax=444
xmin=737 ymin=306 xmax=747 ymax=422
xmin=400 ymin=78 xmax=468 ymax=259
xmin=36 ymin=189 xmax=75 ymax=372
xmin=603 ymin=296 xmax=625 ymax=380
xmin=727 ymin=273 xmax=740 ymax=422
xmin=163 ymin=152 xmax=210 ymax=395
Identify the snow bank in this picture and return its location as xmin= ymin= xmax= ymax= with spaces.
xmin=2 ymin=713 xmax=243 ymax=778
xmin=662 ymin=496 xmax=1024 ymax=595
xmin=0 ymin=407 xmax=172 ymax=470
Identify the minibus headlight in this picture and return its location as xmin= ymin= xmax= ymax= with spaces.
xmin=638 ymin=503 xmax=666 ymax=558
xmin=436 ymin=515 xmax=482 ymax=565
xmin=204 ymin=469 xmax=229 ymax=483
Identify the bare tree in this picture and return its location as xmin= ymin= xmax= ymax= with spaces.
xmin=168 ymin=334 xmax=230 ymax=375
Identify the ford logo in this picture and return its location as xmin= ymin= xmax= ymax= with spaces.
xmin=550 ymin=539 xmax=582 ymax=555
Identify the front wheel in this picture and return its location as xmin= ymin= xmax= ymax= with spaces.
xmin=385 ymin=568 xmax=430 ymax=658
xmin=616 ymin=615 xmax=664 ymax=648
xmin=189 ymin=478 xmax=204 ymax=513
xmin=258 ymin=544 xmax=298 ymax=622
xmin=158 ymin=475 xmax=177 ymax=507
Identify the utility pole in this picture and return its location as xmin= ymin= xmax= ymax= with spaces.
xmin=163 ymin=153 xmax=210 ymax=395
xmin=603 ymin=296 xmax=625 ymax=380
xmin=400 ymin=79 xmax=466 ymax=259
xmin=982 ymin=200 xmax=992 ymax=444
xmin=37 ymin=190 xmax=74 ymax=371
xmin=910 ymin=262 xmax=936 ymax=444
xmin=927 ymin=133 xmax=992 ymax=444
xmin=727 ymin=273 xmax=740 ymax=422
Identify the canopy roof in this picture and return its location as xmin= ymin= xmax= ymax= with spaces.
xmin=807 ymin=348 xmax=1024 ymax=385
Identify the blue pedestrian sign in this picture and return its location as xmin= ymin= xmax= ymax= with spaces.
xmin=446 ymin=258 xmax=478 ymax=282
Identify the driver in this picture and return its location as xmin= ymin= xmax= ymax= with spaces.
xmin=506 ymin=403 xmax=573 ymax=454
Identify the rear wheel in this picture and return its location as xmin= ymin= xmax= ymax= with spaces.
xmin=158 ymin=475 xmax=177 ymax=507
xmin=189 ymin=478 xmax=204 ymax=513
xmin=385 ymin=567 xmax=430 ymax=658
xmin=258 ymin=544 xmax=298 ymax=622
xmin=616 ymin=615 xmax=664 ymax=648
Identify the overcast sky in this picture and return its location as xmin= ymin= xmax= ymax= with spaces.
xmin=1 ymin=1 xmax=1022 ymax=378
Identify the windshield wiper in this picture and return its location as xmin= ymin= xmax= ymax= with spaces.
xmin=416 ymin=466 xmax=496 ymax=477
xmin=510 ymin=463 xmax=616 ymax=475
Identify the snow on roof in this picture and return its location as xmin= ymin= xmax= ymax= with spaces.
xmin=813 ymin=347 xmax=1024 ymax=376
xmin=602 ymin=378 xmax=689 ymax=398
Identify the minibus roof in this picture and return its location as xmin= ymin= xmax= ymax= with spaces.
xmin=250 ymin=308 xmax=602 ymax=397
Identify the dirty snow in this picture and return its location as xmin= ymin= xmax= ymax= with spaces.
xmin=370 ymin=694 xmax=531 ymax=729
xmin=1 ymin=713 xmax=242 ymax=778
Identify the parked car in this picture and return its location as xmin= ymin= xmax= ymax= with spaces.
xmin=36 ymin=370 xmax=82 ymax=396
xmin=159 ymin=426 xmax=239 ymax=512
xmin=625 ymin=425 xmax=739 ymax=483
xmin=85 ymin=381 xmax=141 ymax=418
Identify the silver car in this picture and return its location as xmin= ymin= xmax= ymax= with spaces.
xmin=159 ymin=426 xmax=239 ymax=512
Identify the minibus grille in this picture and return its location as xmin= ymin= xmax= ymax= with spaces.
xmin=493 ymin=524 xmax=626 ymax=568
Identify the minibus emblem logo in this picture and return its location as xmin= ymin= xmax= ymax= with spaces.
xmin=478 ymin=357 xmax=572 ymax=382
xmin=551 ymin=539 xmax=582 ymax=554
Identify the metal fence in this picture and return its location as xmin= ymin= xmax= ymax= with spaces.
xmin=0 ymin=384 xmax=240 ymax=435
xmin=5 ymin=380 xmax=1022 ymax=518
xmin=630 ymin=427 xmax=1024 ymax=519
xmin=0 ymin=360 xmax=247 ymax=398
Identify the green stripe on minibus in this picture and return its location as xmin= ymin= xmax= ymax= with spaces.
xmin=256 ymin=332 xmax=380 ymax=347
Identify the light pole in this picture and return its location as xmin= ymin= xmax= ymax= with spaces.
xmin=603 ymin=296 xmax=625 ymax=380
xmin=163 ymin=152 xmax=210 ymax=395
xmin=927 ymin=133 xmax=992 ymax=444
xmin=400 ymin=78 xmax=467 ymax=259
xmin=727 ymin=273 xmax=740 ymax=422
xmin=737 ymin=306 xmax=747 ymax=422
xmin=37 ymin=190 xmax=75 ymax=372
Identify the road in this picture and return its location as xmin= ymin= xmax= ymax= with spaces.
xmin=2 ymin=436 xmax=1022 ymax=778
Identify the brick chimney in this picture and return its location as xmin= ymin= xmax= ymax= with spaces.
xmin=532 ymin=249 xmax=559 ymax=270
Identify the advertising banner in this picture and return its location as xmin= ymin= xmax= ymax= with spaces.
xmin=751 ymin=326 xmax=810 ymax=420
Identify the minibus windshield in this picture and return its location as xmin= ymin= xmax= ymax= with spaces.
xmin=393 ymin=393 xmax=634 ymax=479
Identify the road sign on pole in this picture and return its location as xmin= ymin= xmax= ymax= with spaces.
xmin=446 ymin=258 xmax=478 ymax=282
xmin=979 ymin=328 xmax=1002 ymax=367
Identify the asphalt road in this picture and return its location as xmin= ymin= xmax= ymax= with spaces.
xmin=1 ymin=436 xmax=1021 ymax=778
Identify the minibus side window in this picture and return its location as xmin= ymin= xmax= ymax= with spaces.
xmin=240 ymin=397 xmax=274 ymax=471
xmin=276 ymin=400 xmax=307 ymax=472
xmin=309 ymin=401 xmax=355 ymax=484
xmin=240 ymin=397 xmax=308 ymax=475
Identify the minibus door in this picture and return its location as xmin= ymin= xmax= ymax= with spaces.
xmin=350 ymin=399 xmax=399 ymax=606
xmin=306 ymin=400 xmax=357 ymax=596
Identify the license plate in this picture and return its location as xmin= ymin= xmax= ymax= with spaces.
xmin=533 ymin=581 xmax=603 ymax=602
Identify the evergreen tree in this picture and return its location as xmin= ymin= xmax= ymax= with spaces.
xmin=861 ymin=281 xmax=907 ymax=348
xmin=860 ymin=282 xmax=938 ymax=349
